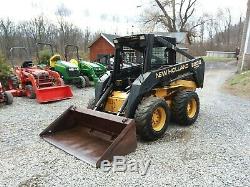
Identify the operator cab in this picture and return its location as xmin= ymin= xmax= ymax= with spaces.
xmin=112 ymin=34 xmax=177 ymax=90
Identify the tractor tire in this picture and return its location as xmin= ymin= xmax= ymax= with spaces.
xmin=25 ymin=85 xmax=36 ymax=99
xmin=9 ymin=75 xmax=19 ymax=88
xmin=134 ymin=97 xmax=170 ymax=141
xmin=172 ymin=91 xmax=200 ymax=126
xmin=57 ymin=78 xmax=65 ymax=86
xmin=4 ymin=91 xmax=13 ymax=105
xmin=83 ymin=76 xmax=90 ymax=87
xmin=76 ymin=76 xmax=86 ymax=88
xmin=87 ymin=97 xmax=96 ymax=109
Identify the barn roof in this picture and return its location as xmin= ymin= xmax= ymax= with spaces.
xmin=89 ymin=33 xmax=119 ymax=48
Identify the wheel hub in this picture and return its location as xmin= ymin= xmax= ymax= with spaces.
xmin=187 ymin=98 xmax=197 ymax=118
xmin=151 ymin=107 xmax=166 ymax=131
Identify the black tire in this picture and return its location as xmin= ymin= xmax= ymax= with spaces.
xmin=76 ymin=76 xmax=86 ymax=88
xmin=4 ymin=91 xmax=13 ymax=105
xmin=25 ymin=85 xmax=36 ymax=99
xmin=172 ymin=91 xmax=200 ymax=126
xmin=87 ymin=97 xmax=96 ymax=109
xmin=58 ymin=78 xmax=65 ymax=86
xmin=10 ymin=75 xmax=19 ymax=88
xmin=83 ymin=76 xmax=90 ymax=87
xmin=134 ymin=97 xmax=170 ymax=141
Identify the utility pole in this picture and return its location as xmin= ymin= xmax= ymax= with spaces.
xmin=238 ymin=0 xmax=250 ymax=72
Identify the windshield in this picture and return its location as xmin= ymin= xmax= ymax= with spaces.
xmin=119 ymin=46 xmax=144 ymax=68
xmin=151 ymin=47 xmax=168 ymax=65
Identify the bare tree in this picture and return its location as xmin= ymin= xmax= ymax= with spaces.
xmin=0 ymin=19 xmax=16 ymax=57
xmin=206 ymin=16 xmax=215 ymax=48
xmin=225 ymin=8 xmax=232 ymax=45
xmin=0 ymin=15 xmax=95 ymax=61
xmin=142 ymin=0 xmax=208 ymax=41
xmin=207 ymin=8 xmax=235 ymax=50
xmin=55 ymin=3 xmax=72 ymax=52
xmin=83 ymin=27 xmax=91 ymax=52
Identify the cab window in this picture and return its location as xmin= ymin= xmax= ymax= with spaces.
xmin=151 ymin=47 xmax=169 ymax=69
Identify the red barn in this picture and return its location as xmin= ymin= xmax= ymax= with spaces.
xmin=89 ymin=33 xmax=119 ymax=62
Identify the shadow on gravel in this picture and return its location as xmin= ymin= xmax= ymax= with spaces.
xmin=162 ymin=122 xmax=192 ymax=143
xmin=139 ymin=123 xmax=192 ymax=144
xmin=164 ymin=129 xmax=192 ymax=143
xmin=18 ymin=174 xmax=47 ymax=187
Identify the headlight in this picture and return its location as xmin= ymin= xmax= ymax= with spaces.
xmin=69 ymin=67 xmax=78 ymax=71
xmin=140 ymin=35 xmax=145 ymax=40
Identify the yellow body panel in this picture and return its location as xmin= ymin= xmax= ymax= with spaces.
xmin=104 ymin=80 xmax=197 ymax=114
xmin=170 ymin=80 xmax=197 ymax=90
xmin=104 ymin=91 xmax=128 ymax=113
xmin=154 ymin=80 xmax=197 ymax=98
xmin=154 ymin=88 xmax=168 ymax=98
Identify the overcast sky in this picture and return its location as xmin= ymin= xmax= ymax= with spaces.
xmin=0 ymin=0 xmax=248 ymax=35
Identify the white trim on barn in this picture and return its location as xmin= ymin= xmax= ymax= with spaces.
xmin=100 ymin=33 xmax=115 ymax=47
xmin=88 ymin=33 xmax=118 ymax=48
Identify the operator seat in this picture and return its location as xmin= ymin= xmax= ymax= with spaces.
xmin=70 ymin=59 xmax=79 ymax=66
xmin=49 ymin=54 xmax=61 ymax=68
xmin=21 ymin=61 xmax=33 ymax=68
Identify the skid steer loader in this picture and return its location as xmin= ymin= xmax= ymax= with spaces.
xmin=40 ymin=34 xmax=205 ymax=167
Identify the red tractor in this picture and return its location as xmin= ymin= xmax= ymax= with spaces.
xmin=7 ymin=47 xmax=73 ymax=103
xmin=0 ymin=82 xmax=13 ymax=105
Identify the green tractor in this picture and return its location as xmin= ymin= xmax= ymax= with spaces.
xmin=36 ymin=42 xmax=86 ymax=88
xmin=65 ymin=44 xmax=107 ymax=86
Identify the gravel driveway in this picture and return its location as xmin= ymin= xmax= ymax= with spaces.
xmin=0 ymin=62 xmax=249 ymax=186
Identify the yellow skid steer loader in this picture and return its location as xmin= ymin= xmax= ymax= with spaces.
xmin=40 ymin=34 xmax=205 ymax=167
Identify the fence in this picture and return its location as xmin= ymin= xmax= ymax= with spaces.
xmin=206 ymin=51 xmax=236 ymax=58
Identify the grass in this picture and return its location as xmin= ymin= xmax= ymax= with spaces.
xmin=223 ymin=70 xmax=250 ymax=99
xmin=201 ymin=56 xmax=235 ymax=63
xmin=228 ymin=70 xmax=250 ymax=86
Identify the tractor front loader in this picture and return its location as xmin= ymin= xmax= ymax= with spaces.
xmin=65 ymin=44 xmax=107 ymax=86
xmin=36 ymin=42 xmax=86 ymax=88
xmin=8 ymin=47 xmax=73 ymax=103
xmin=40 ymin=34 xmax=205 ymax=167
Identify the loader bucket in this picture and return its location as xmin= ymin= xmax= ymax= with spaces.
xmin=40 ymin=106 xmax=137 ymax=167
xmin=36 ymin=86 xmax=73 ymax=103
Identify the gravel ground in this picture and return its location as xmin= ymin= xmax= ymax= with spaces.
xmin=0 ymin=62 xmax=250 ymax=186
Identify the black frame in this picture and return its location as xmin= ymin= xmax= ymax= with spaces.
xmin=64 ymin=44 xmax=80 ymax=62
xmin=94 ymin=34 xmax=205 ymax=118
